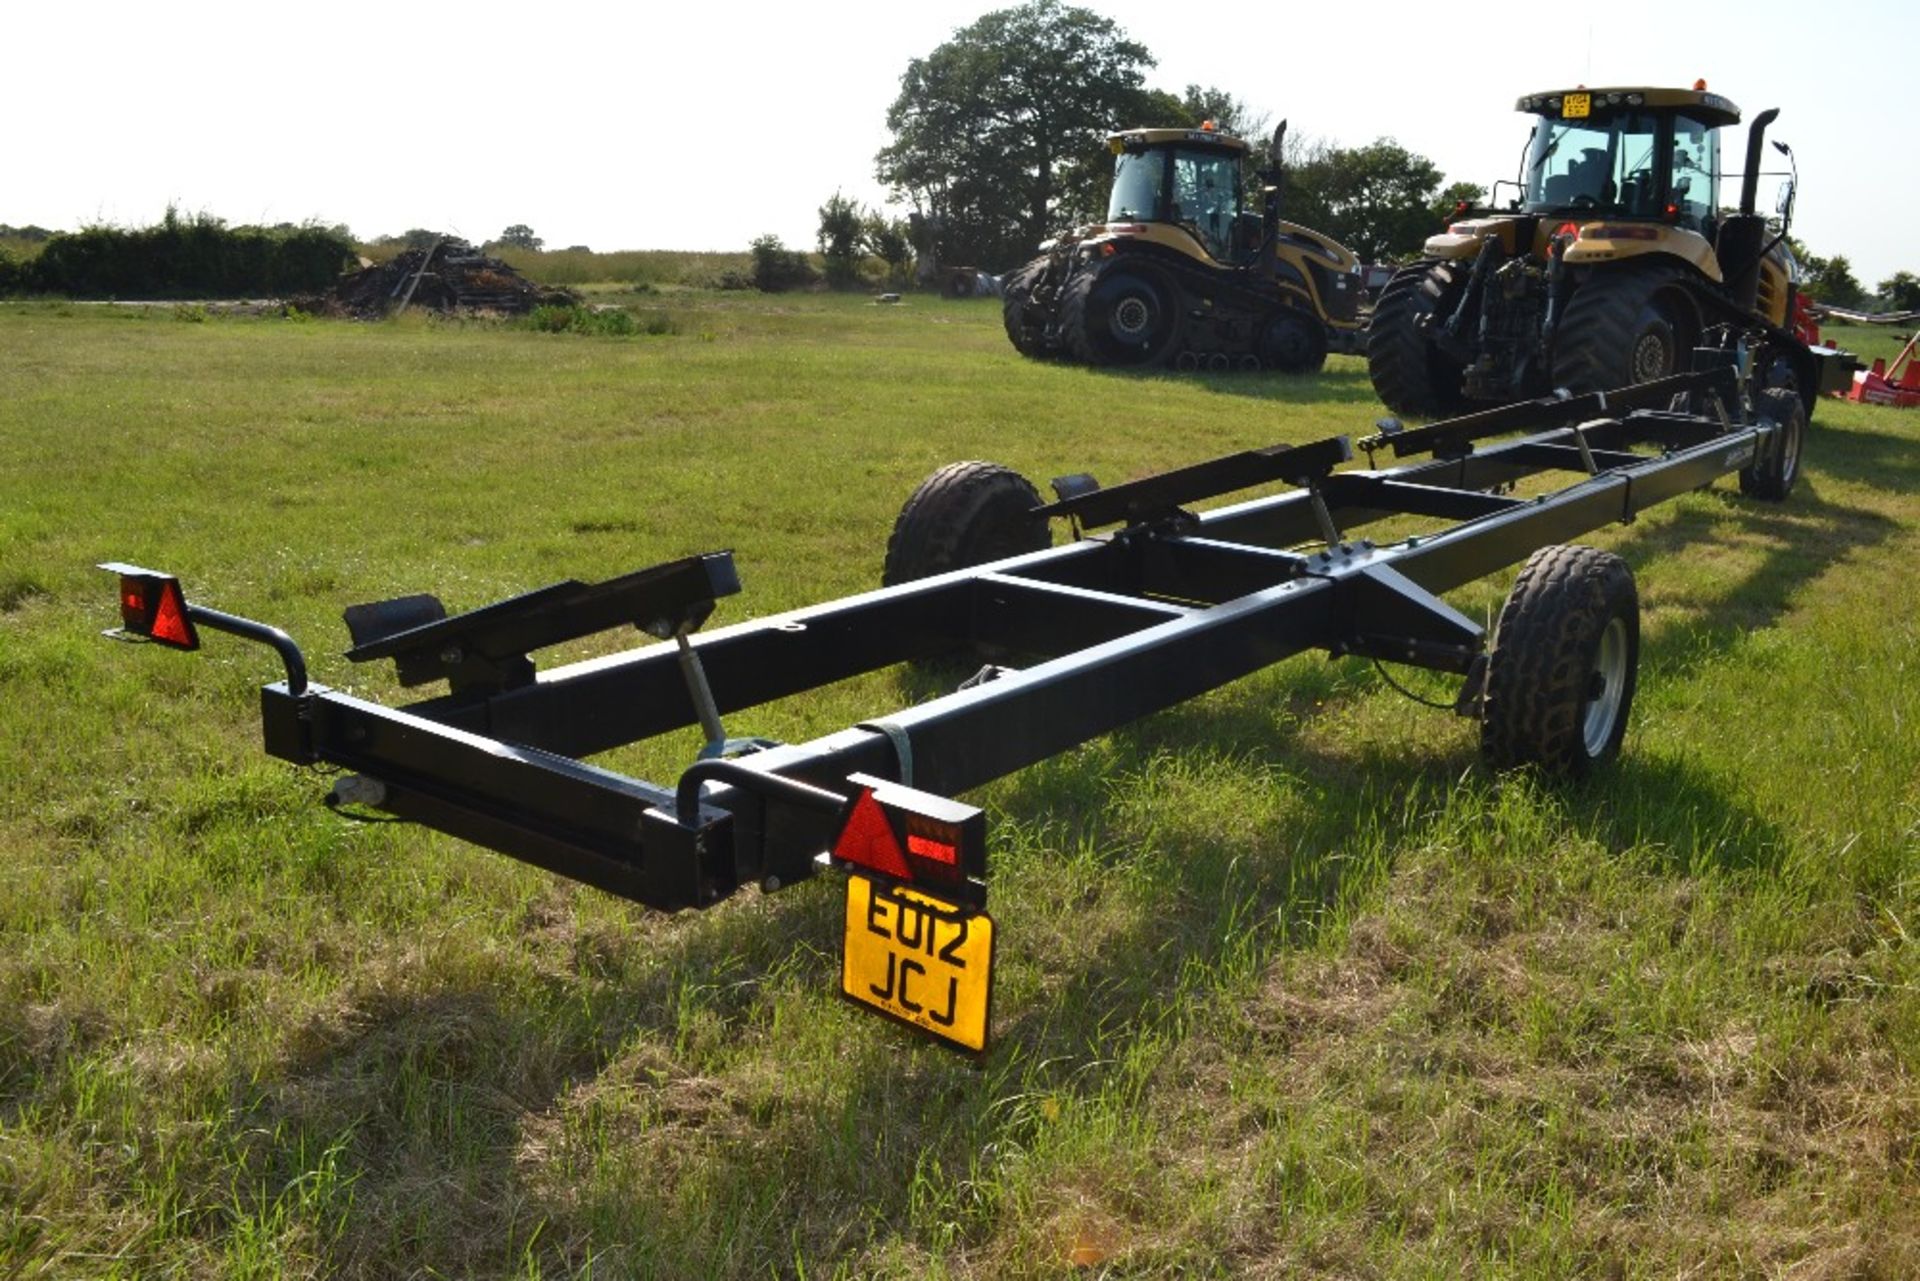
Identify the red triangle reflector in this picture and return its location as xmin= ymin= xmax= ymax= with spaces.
xmin=150 ymin=582 xmax=198 ymax=649
xmin=835 ymin=788 xmax=909 ymax=880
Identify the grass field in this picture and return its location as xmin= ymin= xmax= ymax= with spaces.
xmin=2 ymin=297 xmax=1916 ymax=1279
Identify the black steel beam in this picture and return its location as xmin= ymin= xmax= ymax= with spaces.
xmin=1362 ymin=367 xmax=1734 ymax=459
xmin=1322 ymin=474 xmax=1526 ymax=521
xmin=1033 ymin=435 xmax=1354 ymax=528
xmin=262 ymin=684 xmax=705 ymax=904
xmin=969 ymin=573 xmax=1193 ymax=653
xmin=1501 ymin=442 xmax=1646 ymax=474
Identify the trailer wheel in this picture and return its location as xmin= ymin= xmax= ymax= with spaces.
xmin=1002 ymin=258 xmax=1049 ymax=358
xmin=1061 ymin=262 xmax=1182 ymax=366
xmin=1738 ymin=386 xmax=1806 ymax=501
xmin=1480 ymin=544 xmax=1639 ymax=776
xmin=1259 ymin=309 xmax=1328 ymax=373
xmin=883 ymin=462 xmax=1048 ymax=586
xmin=1367 ymin=260 xmax=1468 ymax=415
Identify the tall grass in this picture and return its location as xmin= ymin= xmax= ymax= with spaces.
xmin=487 ymin=247 xmax=753 ymax=289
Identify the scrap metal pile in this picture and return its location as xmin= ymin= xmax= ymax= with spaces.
xmin=303 ymin=238 xmax=575 ymax=318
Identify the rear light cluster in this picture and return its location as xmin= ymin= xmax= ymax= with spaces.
xmin=831 ymin=773 xmax=986 ymax=905
xmin=103 ymin=564 xmax=199 ymax=650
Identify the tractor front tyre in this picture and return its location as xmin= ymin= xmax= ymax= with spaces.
xmin=1002 ymin=259 xmax=1049 ymax=358
xmin=1259 ymin=309 xmax=1328 ymax=373
xmin=1480 ymin=545 xmax=1640 ymax=777
xmin=1061 ymin=262 xmax=1182 ymax=367
xmin=882 ymin=462 xmax=1048 ymax=587
xmin=1551 ymin=265 xmax=1698 ymax=393
xmin=1738 ymin=386 xmax=1807 ymax=501
xmin=1366 ymin=260 xmax=1468 ymax=416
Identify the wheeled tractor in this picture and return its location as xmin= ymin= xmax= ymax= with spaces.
xmin=1368 ymin=84 xmax=1855 ymax=418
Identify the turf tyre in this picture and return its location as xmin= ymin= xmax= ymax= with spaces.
xmin=1551 ymin=264 xmax=1699 ymax=394
xmin=1738 ymin=386 xmax=1806 ymax=501
xmin=1366 ymin=260 xmax=1468 ymax=415
xmin=1002 ymin=257 xmax=1050 ymax=358
xmin=883 ymin=462 xmax=1048 ymax=587
xmin=1480 ymin=544 xmax=1640 ymax=777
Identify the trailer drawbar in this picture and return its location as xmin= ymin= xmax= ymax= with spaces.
xmin=102 ymin=360 xmax=1807 ymax=1053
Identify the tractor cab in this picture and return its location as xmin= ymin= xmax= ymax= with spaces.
xmin=1105 ymin=127 xmax=1258 ymax=265
xmin=1515 ymin=86 xmax=1741 ymax=235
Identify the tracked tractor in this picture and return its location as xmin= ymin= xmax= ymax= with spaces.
xmin=1003 ymin=123 xmax=1365 ymax=373
xmin=1367 ymin=85 xmax=1856 ymax=418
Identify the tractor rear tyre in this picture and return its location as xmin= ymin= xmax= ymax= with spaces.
xmin=1061 ymin=262 xmax=1182 ymax=367
xmin=1480 ymin=544 xmax=1640 ymax=777
xmin=1552 ymin=264 xmax=1699 ymax=393
xmin=1367 ymin=260 xmax=1469 ymax=415
xmin=1002 ymin=258 xmax=1049 ymax=358
xmin=1260 ymin=309 xmax=1328 ymax=373
xmin=883 ymin=462 xmax=1048 ymax=587
xmin=1738 ymin=386 xmax=1806 ymax=501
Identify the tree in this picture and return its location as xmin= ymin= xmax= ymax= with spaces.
xmin=877 ymin=0 xmax=1153 ymax=269
xmin=1430 ymin=180 xmax=1485 ymax=227
xmin=864 ymin=213 xmax=915 ymax=285
xmin=1284 ymin=139 xmax=1452 ymax=263
xmin=377 ymin=229 xmax=447 ymax=251
xmin=1798 ymin=250 xmax=1865 ymax=308
xmin=497 ymin=224 xmax=543 ymax=251
xmin=1170 ymin=84 xmax=1264 ymax=141
xmin=816 ymin=191 xmax=868 ymax=288
xmin=748 ymin=233 xmax=817 ymax=293
xmin=1878 ymin=270 xmax=1920 ymax=311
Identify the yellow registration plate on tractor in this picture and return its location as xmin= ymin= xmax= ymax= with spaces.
xmin=1562 ymin=93 xmax=1590 ymax=119
xmin=841 ymin=874 xmax=994 ymax=1053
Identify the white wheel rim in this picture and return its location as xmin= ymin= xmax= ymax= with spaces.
xmin=1113 ymin=295 xmax=1151 ymax=338
xmin=1583 ymin=616 xmax=1629 ymax=757
xmin=1780 ymin=411 xmax=1802 ymax=480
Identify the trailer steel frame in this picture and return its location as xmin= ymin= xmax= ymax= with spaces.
xmin=108 ymin=365 xmax=1786 ymax=925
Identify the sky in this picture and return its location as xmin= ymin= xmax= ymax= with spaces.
xmin=7 ymin=0 xmax=1915 ymax=285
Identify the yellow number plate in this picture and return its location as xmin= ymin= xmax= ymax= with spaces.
xmin=841 ymin=874 xmax=994 ymax=1053
xmin=1562 ymin=93 xmax=1590 ymax=119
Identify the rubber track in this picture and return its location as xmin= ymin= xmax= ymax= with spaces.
xmin=1366 ymin=259 xmax=1465 ymax=416
xmin=1550 ymin=262 xmax=1689 ymax=394
xmin=882 ymin=461 xmax=1046 ymax=587
xmin=1155 ymin=249 xmax=1331 ymax=369
xmin=1479 ymin=544 xmax=1637 ymax=775
xmin=1051 ymin=250 xmax=1339 ymax=370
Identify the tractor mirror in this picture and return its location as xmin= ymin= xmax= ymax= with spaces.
xmin=1775 ymin=179 xmax=1795 ymax=220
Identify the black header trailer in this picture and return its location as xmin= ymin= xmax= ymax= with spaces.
xmin=103 ymin=360 xmax=1807 ymax=1053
